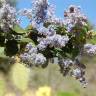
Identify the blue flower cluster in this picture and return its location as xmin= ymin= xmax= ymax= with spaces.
xmin=0 ymin=1 xmax=18 ymax=32
xmin=58 ymin=58 xmax=87 ymax=88
xmin=32 ymin=0 xmax=55 ymax=24
xmin=64 ymin=5 xmax=87 ymax=32
xmin=20 ymin=43 xmax=46 ymax=67
xmin=38 ymin=34 xmax=69 ymax=50
xmin=84 ymin=44 xmax=96 ymax=56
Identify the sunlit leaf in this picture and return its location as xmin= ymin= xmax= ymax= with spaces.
xmin=0 ymin=47 xmax=7 ymax=58
xmin=87 ymin=36 xmax=96 ymax=44
xmin=19 ymin=37 xmax=35 ymax=45
xmin=12 ymin=25 xmax=26 ymax=34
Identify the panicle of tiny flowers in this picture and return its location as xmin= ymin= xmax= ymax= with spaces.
xmin=72 ymin=68 xmax=87 ymax=88
xmin=46 ymin=4 xmax=55 ymax=20
xmin=37 ymin=34 xmax=69 ymax=50
xmin=47 ymin=34 xmax=69 ymax=48
xmin=64 ymin=5 xmax=87 ymax=32
xmin=20 ymin=53 xmax=30 ymax=64
xmin=48 ymin=16 xmax=65 ymax=26
xmin=59 ymin=58 xmax=73 ymax=68
xmin=31 ymin=0 xmax=56 ymax=24
xmin=25 ymin=42 xmax=35 ymax=51
xmin=37 ymin=25 xmax=56 ymax=36
xmin=20 ymin=43 xmax=47 ymax=66
xmin=84 ymin=44 xmax=96 ymax=56
xmin=0 ymin=1 xmax=18 ymax=32
xmin=34 ymin=53 xmax=46 ymax=65
xmin=58 ymin=57 xmax=87 ymax=88
xmin=32 ymin=0 xmax=48 ymax=24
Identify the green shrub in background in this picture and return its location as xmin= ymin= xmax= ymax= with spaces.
xmin=56 ymin=91 xmax=78 ymax=96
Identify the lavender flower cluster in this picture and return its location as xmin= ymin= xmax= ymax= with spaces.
xmin=19 ymin=0 xmax=88 ymax=32
xmin=58 ymin=58 xmax=87 ymax=88
xmin=31 ymin=0 xmax=55 ymax=24
xmin=72 ymin=68 xmax=87 ymax=88
xmin=19 ymin=0 xmax=65 ymax=26
xmin=84 ymin=44 xmax=96 ymax=56
xmin=20 ymin=43 xmax=47 ymax=67
xmin=38 ymin=34 xmax=69 ymax=50
xmin=64 ymin=5 xmax=87 ymax=32
xmin=0 ymin=1 xmax=18 ymax=32
xmin=31 ymin=0 xmax=66 ymax=26
xmin=23 ymin=0 xmax=70 ymax=51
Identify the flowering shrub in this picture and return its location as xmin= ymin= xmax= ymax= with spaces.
xmin=0 ymin=0 xmax=96 ymax=87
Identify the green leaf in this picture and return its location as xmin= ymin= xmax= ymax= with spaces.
xmin=0 ymin=47 xmax=7 ymax=58
xmin=0 ymin=35 xmax=5 ymax=46
xmin=87 ymin=35 xmax=96 ymax=44
xmin=43 ymin=22 xmax=51 ymax=28
xmin=19 ymin=37 xmax=35 ymax=45
xmin=55 ymin=48 xmax=62 ymax=52
xmin=55 ymin=26 xmax=67 ymax=35
xmin=92 ymin=31 xmax=96 ymax=36
xmin=5 ymin=40 xmax=18 ymax=56
xmin=71 ymin=47 xmax=79 ymax=59
xmin=12 ymin=25 xmax=26 ymax=34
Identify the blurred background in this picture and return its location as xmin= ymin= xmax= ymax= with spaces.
xmin=0 ymin=0 xmax=96 ymax=96
xmin=0 ymin=56 xmax=96 ymax=96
